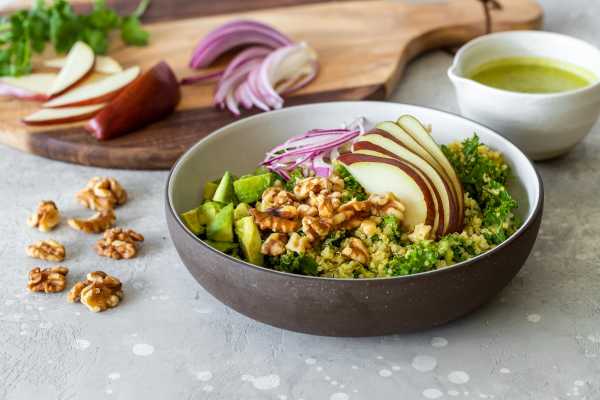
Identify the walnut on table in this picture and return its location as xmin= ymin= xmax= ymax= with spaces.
xmin=68 ymin=209 xmax=116 ymax=234
xmin=68 ymin=271 xmax=123 ymax=313
xmin=95 ymin=227 xmax=144 ymax=259
xmin=76 ymin=177 xmax=127 ymax=211
xmin=27 ymin=201 xmax=60 ymax=232
xmin=28 ymin=266 xmax=68 ymax=293
xmin=26 ymin=239 xmax=66 ymax=262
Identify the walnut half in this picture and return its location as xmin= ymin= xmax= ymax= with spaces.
xmin=68 ymin=209 xmax=116 ymax=234
xmin=26 ymin=239 xmax=65 ymax=262
xmin=68 ymin=271 xmax=123 ymax=313
xmin=95 ymin=228 xmax=144 ymax=259
xmin=28 ymin=266 xmax=68 ymax=293
xmin=27 ymin=201 xmax=60 ymax=232
xmin=76 ymin=177 xmax=127 ymax=211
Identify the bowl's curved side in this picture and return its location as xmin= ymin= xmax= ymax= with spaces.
xmin=165 ymin=193 xmax=543 ymax=336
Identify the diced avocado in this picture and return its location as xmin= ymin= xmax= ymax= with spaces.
xmin=201 ymin=201 xmax=223 ymax=226
xmin=212 ymin=171 xmax=236 ymax=203
xmin=234 ymin=203 xmax=251 ymax=220
xmin=205 ymin=240 xmax=239 ymax=254
xmin=207 ymin=203 xmax=234 ymax=242
xmin=180 ymin=208 xmax=204 ymax=235
xmin=203 ymin=181 xmax=218 ymax=201
xmin=233 ymin=173 xmax=273 ymax=203
xmin=234 ymin=216 xmax=264 ymax=266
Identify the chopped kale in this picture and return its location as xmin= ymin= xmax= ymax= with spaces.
xmin=333 ymin=162 xmax=367 ymax=201
xmin=323 ymin=229 xmax=348 ymax=248
xmin=380 ymin=215 xmax=402 ymax=243
xmin=270 ymin=251 xmax=319 ymax=276
xmin=388 ymin=241 xmax=439 ymax=276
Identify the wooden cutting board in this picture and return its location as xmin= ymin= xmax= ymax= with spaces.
xmin=0 ymin=0 xmax=542 ymax=169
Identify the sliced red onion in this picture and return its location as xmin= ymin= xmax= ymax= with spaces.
xmin=190 ymin=21 xmax=293 ymax=68
xmin=222 ymin=46 xmax=270 ymax=79
xmin=213 ymin=59 xmax=261 ymax=106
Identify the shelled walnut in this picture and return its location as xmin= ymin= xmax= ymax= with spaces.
xmin=95 ymin=228 xmax=144 ymax=259
xmin=342 ymin=237 xmax=370 ymax=265
xmin=76 ymin=177 xmax=127 ymax=211
xmin=26 ymin=239 xmax=65 ymax=262
xmin=27 ymin=266 xmax=68 ymax=293
xmin=68 ymin=271 xmax=123 ymax=313
xmin=27 ymin=201 xmax=60 ymax=232
xmin=68 ymin=209 xmax=115 ymax=234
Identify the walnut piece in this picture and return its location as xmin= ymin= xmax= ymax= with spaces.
xmin=285 ymin=232 xmax=312 ymax=253
xmin=250 ymin=208 xmax=299 ymax=233
xmin=27 ymin=201 xmax=60 ymax=232
xmin=26 ymin=239 xmax=65 ymax=262
xmin=301 ymin=216 xmax=332 ymax=241
xmin=28 ymin=266 xmax=68 ymax=293
xmin=261 ymin=187 xmax=297 ymax=208
xmin=68 ymin=271 xmax=123 ymax=313
xmin=359 ymin=218 xmax=379 ymax=238
xmin=342 ymin=237 xmax=370 ymax=265
xmin=68 ymin=209 xmax=116 ymax=234
xmin=408 ymin=223 xmax=432 ymax=243
xmin=293 ymin=177 xmax=331 ymax=200
xmin=369 ymin=193 xmax=406 ymax=220
xmin=95 ymin=228 xmax=144 ymax=259
xmin=261 ymin=233 xmax=288 ymax=256
xmin=76 ymin=177 xmax=127 ymax=211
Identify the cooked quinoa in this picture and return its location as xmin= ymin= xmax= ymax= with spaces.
xmin=257 ymin=135 xmax=520 ymax=278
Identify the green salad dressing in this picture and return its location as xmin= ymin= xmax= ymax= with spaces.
xmin=469 ymin=57 xmax=596 ymax=94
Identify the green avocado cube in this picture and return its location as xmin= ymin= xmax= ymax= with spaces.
xmin=234 ymin=216 xmax=264 ymax=266
xmin=203 ymin=181 xmax=219 ymax=201
xmin=201 ymin=201 xmax=222 ymax=226
xmin=233 ymin=173 xmax=273 ymax=203
xmin=234 ymin=203 xmax=251 ymax=221
xmin=205 ymin=240 xmax=239 ymax=254
xmin=207 ymin=203 xmax=234 ymax=242
xmin=212 ymin=171 xmax=236 ymax=203
xmin=180 ymin=208 xmax=204 ymax=235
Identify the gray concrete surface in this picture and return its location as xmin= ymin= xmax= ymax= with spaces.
xmin=1 ymin=0 xmax=599 ymax=399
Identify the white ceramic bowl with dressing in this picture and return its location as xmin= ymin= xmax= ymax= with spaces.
xmin=448 ymin=31 xmax=600 ymax=160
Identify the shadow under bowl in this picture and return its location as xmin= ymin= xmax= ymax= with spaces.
xmin=165 ymin=101 xmax=543 ymax=336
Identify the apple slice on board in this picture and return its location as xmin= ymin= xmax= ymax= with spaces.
xmin=22 ymin=104 xmax=105 ymax=126
xmin=375 ymin=121 xmax=460 ymax=229
xmin=86 ymin=61 xmax=181 ymax=141
xmin=355 ymin=132 xmax=460 ymax=236
xmin=44 ymin=55 xmax=123 ymax=74
xmin=352 ymin=144 xmax=442 ymax=236
xmin=47 ymin=41 xmax=95 ymax=97
xmin=0 ymin=73 xmax=57 ymax=101
xmin=337 ymin=153 xmax=435 ymax=230
xmin=395 ymin=115 xmax=464 ymax=229
xmin=43 ymin=66 xmax=141 ymax=108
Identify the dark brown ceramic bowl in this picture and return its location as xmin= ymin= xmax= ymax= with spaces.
xmin=166 ymin=102 xmax=543 ymax=336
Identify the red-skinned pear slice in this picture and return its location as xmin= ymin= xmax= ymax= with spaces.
xmin=47 ymin=41 xmax=95 ymax=97
xmin=86 ymin=61 xmax=181 ymax=140
xmin=352 ymin=144 xmax=442 ymax=236
xmin=0 ymin=73 xmax=57 ymax=101
xmin=375 ymin=121 xmax=460 ymax=233
xmin=395 ymin=115 xmax=464 ymax=230
xmin=337 ymin=153 xmax=435 ymax=231
xmin=22 ymin=104 xmax=105 ymax=126
xmin=44 ymin=55 xmax=123 ymax=74
xmin=43 ymin=66 xmax=141 ymax=108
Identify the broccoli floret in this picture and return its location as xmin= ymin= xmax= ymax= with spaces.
xmin=388 ymin=241 xmax=439 ymax=276
xmin=271 ymin=251 xmax=319 ymax=276
xmin=333 ymin=162 xmax=367 ymax=201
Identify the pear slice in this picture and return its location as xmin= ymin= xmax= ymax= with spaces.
xmin=22 ymin=104 xmax=105 ymax=126
xmin=43 ymin=66 xmax=140 ymax=108
xmin=0 ymin=73 xmax=57 ymax=101
xmin=47 ymin=41 xmax=95 ymax=97
xmin=352 ymin=144 xmax=442 ymax=236
xmin=337 ymin=153 xmax=436 ymax=231
xmin=376 ymin=121 xmax=460 ymax=232
xmin=44 ymin=55 xmax=123 ymax=74
xmin=396 ymin=115 xmax=464 ymax=229
xmin=355 ymin=132 xmax=459 ymax=236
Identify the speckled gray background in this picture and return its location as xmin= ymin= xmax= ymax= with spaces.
xmin=1 ymin=0 xmax=599 ymax=399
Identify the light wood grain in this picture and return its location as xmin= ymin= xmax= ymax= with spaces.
xmin=0 ymin=0 xmax=542 ymax=169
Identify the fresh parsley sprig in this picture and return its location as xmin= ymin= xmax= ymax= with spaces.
xmin=0 ymin=0 xmax=151 ymax=76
